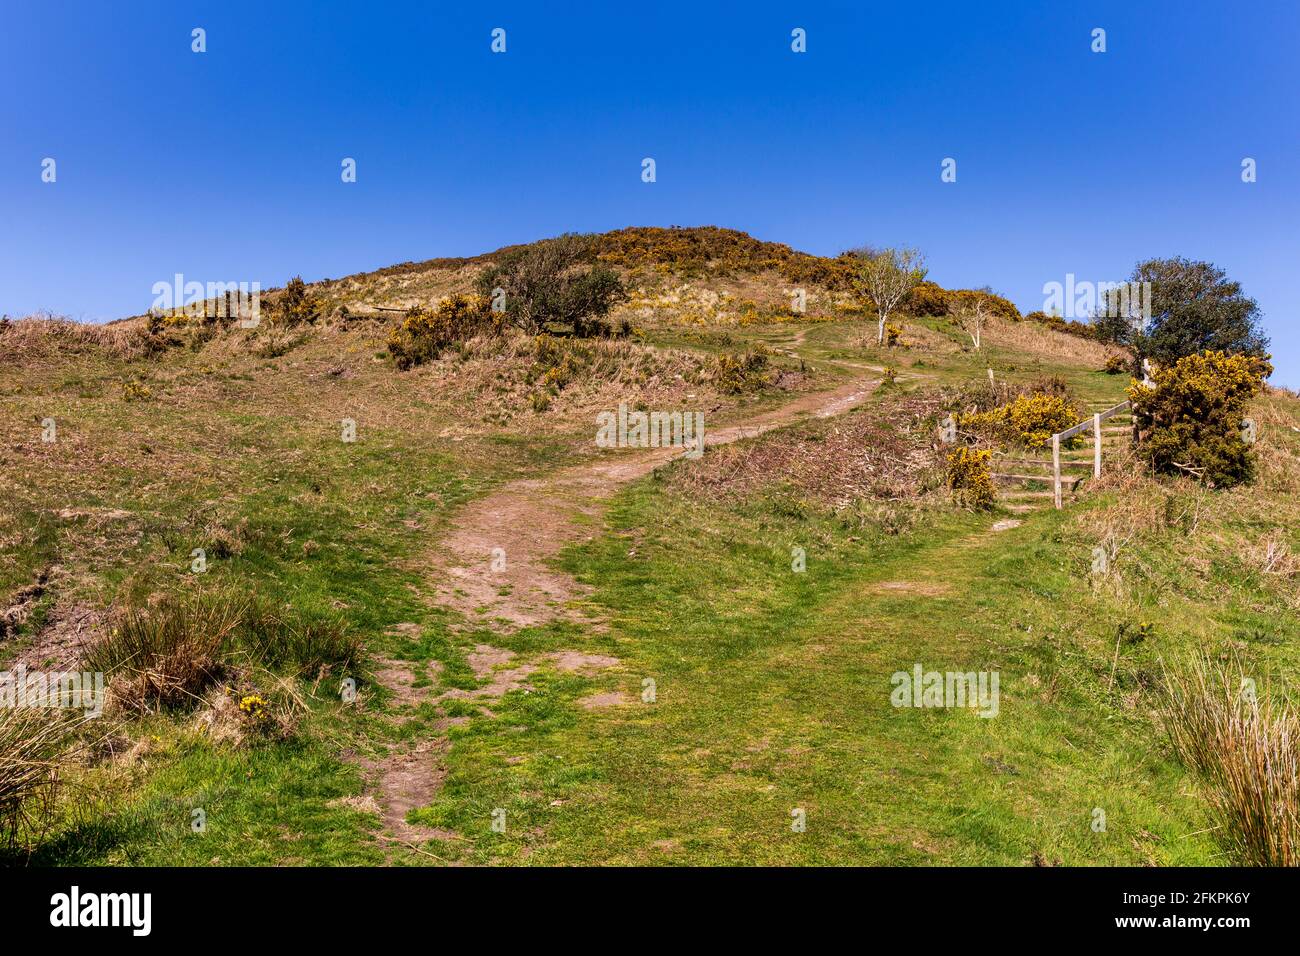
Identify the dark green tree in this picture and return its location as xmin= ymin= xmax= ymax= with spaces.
xmin=1095 ymin=258 xmax=1269 ymax=370
xmin=475 ymin=234 xmax=626 ymax=337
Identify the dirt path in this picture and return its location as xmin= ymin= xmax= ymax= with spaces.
xmin=433 ymin=374 xmax=880 ymax=631
xmin=362 ymin=369 xmax=882 ymax=853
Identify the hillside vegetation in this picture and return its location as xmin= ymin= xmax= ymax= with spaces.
xmin=2 ymin=227 xmax=1296 ymax=865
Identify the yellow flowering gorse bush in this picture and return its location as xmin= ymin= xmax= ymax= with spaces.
xmin=960 ymin=393 xmax=1079 ymax=449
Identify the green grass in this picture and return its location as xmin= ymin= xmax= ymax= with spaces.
xmin=5 ymin=306 xmax=1295 ymax=865
xmin=407 ymin=477 xmax=1229 ymax=864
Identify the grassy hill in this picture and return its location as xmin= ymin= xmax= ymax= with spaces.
xmin=2 ymin=227 xmax=1298 ymax=865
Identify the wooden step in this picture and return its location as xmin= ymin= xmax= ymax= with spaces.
xmin=993 ymin=473 xmax=1082 ymax=486
xmin=997 ymin=458 xmax=1090 ymax=470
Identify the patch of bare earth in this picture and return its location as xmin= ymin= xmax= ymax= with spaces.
xmin=358 ymin=737 xmax=456 ymax=845
xmin=874 ymin=580 xmax=952 ymax=597
xmin=359 ymin=652 xmax=460 ymax=848
xmin=3 ymin=579 xmax=106 ymax=672
xmin=360 ymin=634 xmax=623 ymax=851
xmin=1 ymin=569 xmax=49 ymax=642
xmin=578 ymin=690 xmax=632 ymax=709
xmin=433 ymin=375 xmax=877 ymax=631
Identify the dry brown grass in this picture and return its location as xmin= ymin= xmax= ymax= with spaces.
xmin=1072 ymin=389 xmax=1300 ymax=603
xmin=395 ymin=328 xmax=746 ymax=429
xmin=0 ymin=315 xmax=154 ymax=364
xmin=1159 ymin=654 xmax=1300 ymax=866
xmin=982 ymin=316 xmax=1120 ymax=368
xmin=0 ymin=707 xmax=82 ymax=850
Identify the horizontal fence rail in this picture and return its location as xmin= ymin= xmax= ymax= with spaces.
xmin=1052 ymin=400 xmax=1130 ymax=508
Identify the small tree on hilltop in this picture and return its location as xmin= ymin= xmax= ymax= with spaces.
xmin=475 ymin=234 xmax=626 ymax=337
xmin=850 ymin=246 xmax=927 ymax=346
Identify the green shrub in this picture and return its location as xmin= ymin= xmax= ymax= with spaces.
xmin=1128 ymin=350 xmax=1270 ymax=487
xmin=1025 ymin=310 xmax=1095 ymax=339
xmin=906 ymin=283 xmax=1020 ymax=321
xmin=85 ymin=591 xmax=361 ymax=712
xmin=121 ymin=377 xmax=152 ymax=401
xmin=904 ymin=281 xmax=951 ymax=317
xmin=475 ymin=234 xmax=627 ymax=336
xmin=1102 ymin=354 xmax=1128 ymax=375
xmin=271 ymin=276 xmax=322 ymax=326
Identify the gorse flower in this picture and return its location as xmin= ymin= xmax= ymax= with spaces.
xmin=946 ymin=447 xmax=994 ymax=509
xmin=960 ymin=393 xmax=1078 ymax=449
xmin=238 ymin=694 xmax=270 ymax=722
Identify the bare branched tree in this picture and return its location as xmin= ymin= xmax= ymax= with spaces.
xmin=951 ymin=293 xmax=988 ymax=350
xmin=850 ymin=246 xmax=927 ymax=346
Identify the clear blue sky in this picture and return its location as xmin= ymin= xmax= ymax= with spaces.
xmin=3 ymin=1 xmax=1297 ymax=385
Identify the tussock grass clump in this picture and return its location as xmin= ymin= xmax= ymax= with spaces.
xmin=85 ymin=592 xmax=360 ymax=713
xmin=87 ymin=594 xmax=242 ymax=712
xmin=1159 ymin=655 xmax=1300 ymax=866
xmin=250 ymin=324 xmax=312 ymax=359
xmin=237 ymin=603 xmax=359 ymax=676
xmin=0 ymin=708 xmax=81 ymax=850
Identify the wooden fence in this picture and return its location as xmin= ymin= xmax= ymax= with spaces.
xmin=1051 ymin=400 xmax=1131 ymax=508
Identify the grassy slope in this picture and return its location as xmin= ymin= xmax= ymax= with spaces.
xmin=410 ymin=322 xmax=1299 ymax=865
xmin=3 ymin=299 xmax=1297 ymax=865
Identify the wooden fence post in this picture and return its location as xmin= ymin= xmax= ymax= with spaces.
xmin=1093 ymin=413 xmax=1102 ymax=478
xmin=1052 ymin=434 xmax=1062 ymax=509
